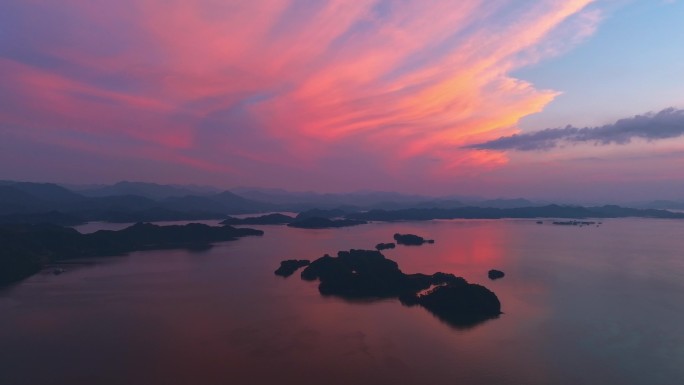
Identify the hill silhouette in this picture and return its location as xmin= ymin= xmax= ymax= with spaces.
xmin=0 ymin=181 xmax=275 ymax=224
xmin=2 ymin=180 xmax=684 ymax=225
xmin=0 ymin=222 xmax=263 ymax=286
xmin=78 ymin=181 xmax=220 ymax=199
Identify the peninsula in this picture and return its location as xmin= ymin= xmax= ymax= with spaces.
xmin=0 ymin=222 xmax=263 ymax=286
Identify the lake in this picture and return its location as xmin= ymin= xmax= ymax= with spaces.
xmin=1 ymin=218 xmax=683 ymax=384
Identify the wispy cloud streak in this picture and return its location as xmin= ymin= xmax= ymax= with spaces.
xmin=468 ymin=108 xmax=684 ymax=151
xmin=0 ymin=0 xmax=599 ymax=188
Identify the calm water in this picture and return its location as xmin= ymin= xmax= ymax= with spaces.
xmin=1 ymin=219 xmax=683 ymax=385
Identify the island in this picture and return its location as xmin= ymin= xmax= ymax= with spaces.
xmin=287 ymin=217 xmax=367 ymax=229
xmin=488 ymin=269 xmax=505 ymax=280
xmin=375 ymin=242 xmax=396 ymax=250
xmin=221 ymin=213 xmax=295 ymax=225
xmin=393 ymin=233 xmax=434 ymax=246
xmin=274 ymin=259 xmax=311 ymax=277
xmin=0 ymin=222 xmax=263 ymax=287
xmin=552 ymin=220 xmax=597 ymax=226
xmin=285 ymin=249 xmax=501 ymax=328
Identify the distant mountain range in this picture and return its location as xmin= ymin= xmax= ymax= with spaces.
xmin=624 ymin=200 xmax=684 ymax=210
xmin=228 ymin=187 xmax=432 ymax=209
xmin=228 ymin=186 xmax=552 ymax=210
xmin=0 ymin=180 xmax=682 ymax=225
xmin=0 ymin=181 xmax=272 ymax=224
xmin=73 ymin=181 xmax=222 ymax=199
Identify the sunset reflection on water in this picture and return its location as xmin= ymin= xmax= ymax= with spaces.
xmin=2 ymin=219 xmax=684 ymax=385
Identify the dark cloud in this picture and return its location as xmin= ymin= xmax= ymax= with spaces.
xmin=468 ymin=108 xmax=684 ymax=151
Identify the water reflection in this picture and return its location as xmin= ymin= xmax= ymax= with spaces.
xmin=1 ymin=219 xmax=684 ymax=384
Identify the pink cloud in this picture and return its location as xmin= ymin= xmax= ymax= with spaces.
xmin=0 ymin=0 xmax=600 ymax=191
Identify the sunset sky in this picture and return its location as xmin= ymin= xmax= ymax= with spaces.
xmin=1 ymin=0 xmax=683 ymax=201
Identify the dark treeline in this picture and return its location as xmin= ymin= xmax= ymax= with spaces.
xmin=0 ymin=222 xmax=263 ymax=287
xmin=345 ymin=205 xmax=684 ymax=221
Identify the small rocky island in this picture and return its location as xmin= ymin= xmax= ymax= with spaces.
xmin=552 ymin=220 xmax=597 ymax=226
xmin=0 ymin=222 xmax=263 ymax=286
xmin=375 ymin=242 xmax=396 ymax=250
xmin=280 ymin=249 xmax=501 ymax=328
xmin=488 ymin=269 xmax=505 ymax=280
xmin=393 ymin=233 xmax=434 ymax=246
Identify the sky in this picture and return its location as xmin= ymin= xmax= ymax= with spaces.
xmin=1 ymin=0 xmax=683 ymax=202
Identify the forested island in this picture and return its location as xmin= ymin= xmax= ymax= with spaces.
xmin=287 ymin=217 xmax=367 ymax=229
xmin=0 ymin=222 xmax=263 ymax=286
xmin=277 ymin=249 xmax=501 ymax=329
